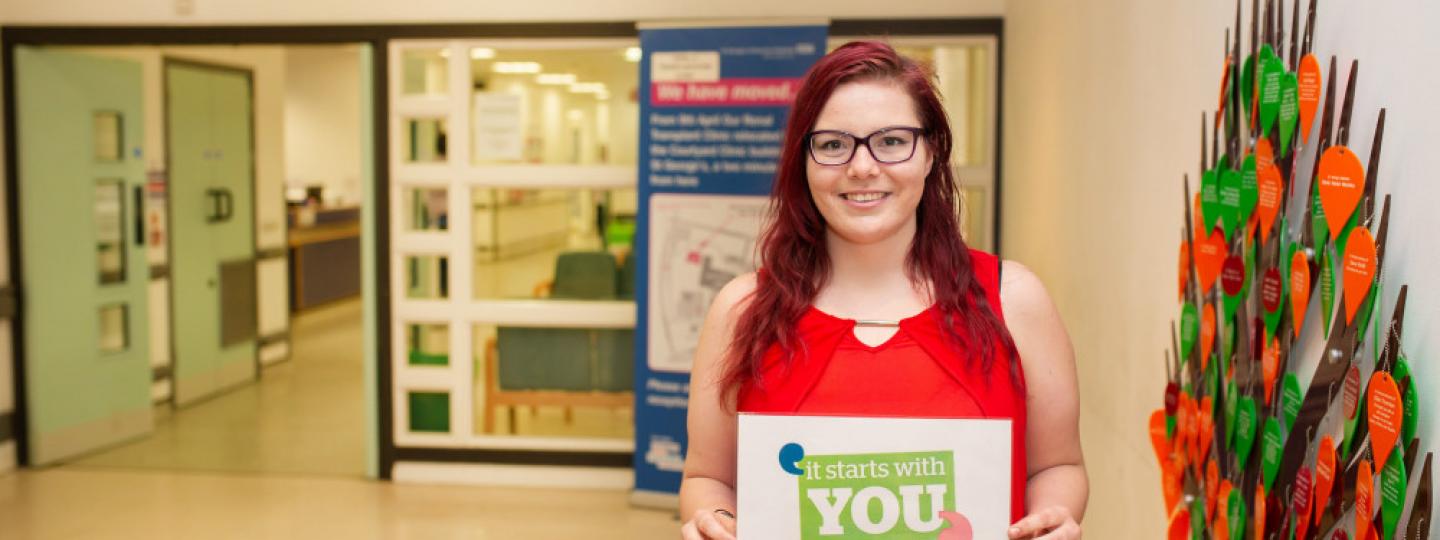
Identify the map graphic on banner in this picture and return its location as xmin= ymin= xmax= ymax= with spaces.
xmin=646 ymin=193 xmax=766 ymax=373
xmin=738 ymin=414 xmax=1011 ymax=539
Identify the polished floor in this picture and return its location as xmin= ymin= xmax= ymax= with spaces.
xmin=70 ymin=298 xmax=366 ymax=476
xmin=0 ymin=298 xmax=677 ymax=538
xmin=0 ymin=468 xmax=675 ymax=539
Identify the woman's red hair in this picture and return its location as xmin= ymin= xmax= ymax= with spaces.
xmin=722 ymin=40 xmax=1017 ymax=399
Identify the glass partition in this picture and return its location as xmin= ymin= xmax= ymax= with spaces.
xmin=472 ymin=187 xmax=637 ymax=300
xmin=405 ymin=254 xmax=448 ymax=300
xmin=473 ymin=323 xmax=634 ymax=439
xmin=401 ymin=48 xmax=449 ymax=96
xmin=404 ymin=187 xmax=449 ymax=231
xmin=404 ymin=118 xmax=448 ymax=163
xmin=390 ymin=39 xmax=641 ymax=453
xmin=406 ymin=323 xmax=450 ymax=366
xmin=469 ymin=47 xmax=639 ymax=166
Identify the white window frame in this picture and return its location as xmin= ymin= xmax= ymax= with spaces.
xmin=388 ymin=38 xmax=639 ymax=452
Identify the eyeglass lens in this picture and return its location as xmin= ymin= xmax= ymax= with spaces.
xmin=808 ymin=128 xmax=918 ymax=165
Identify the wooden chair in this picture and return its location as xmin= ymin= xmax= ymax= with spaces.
xmin=481 ymin=251 xmax=634 ymax=434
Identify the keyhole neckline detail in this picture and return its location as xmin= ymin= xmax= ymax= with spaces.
xmin=807 ymin=303 xmax=938 ymax=349
xmin=807 ymin=303 xmax=938 ymax=326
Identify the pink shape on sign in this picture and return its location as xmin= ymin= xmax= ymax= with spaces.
xmin=937 ymin=511 xmax=973 ymax=540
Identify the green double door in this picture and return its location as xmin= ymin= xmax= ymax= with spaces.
xmin=16 ymin=48 xmax=152 ymax=464
xmin=15 ymin=50 xmax=257 ymax=464
xmin=166 ymin=62 xmax=258 ymax=406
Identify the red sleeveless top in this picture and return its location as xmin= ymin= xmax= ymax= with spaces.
xmin=737 ymin=250 xmax=1027 ymax=522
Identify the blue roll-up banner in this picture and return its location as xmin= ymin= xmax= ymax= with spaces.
xmin=632 ymin=23 xmax=828 ymax=501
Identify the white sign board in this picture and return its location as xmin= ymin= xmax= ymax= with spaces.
xmin=650 ymin=51 xmax=721 ymax=82
xmin=738 ymin=414 xmax=1011 ymax=539
xmin=471 ymin=92 xmax=525 ymax=162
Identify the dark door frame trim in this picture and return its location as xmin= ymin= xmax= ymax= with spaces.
xmin=1 ymin=18 xmax=1004 ymax=478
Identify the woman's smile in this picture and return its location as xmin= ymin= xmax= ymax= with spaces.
xmin=839 ymin=190 xmax=891 ymax=206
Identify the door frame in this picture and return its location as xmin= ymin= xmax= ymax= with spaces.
xmin=0 ymin=19 xmax=1004 ymax=477
xmin=1 ymin=27 xmax=397 ymax=471
xmin=161 ymin=56 xmax=260 ymax=406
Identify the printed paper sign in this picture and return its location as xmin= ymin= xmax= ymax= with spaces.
xmin=738 ymin=414 xmax=1011 ymax=539
xmin=471 ymin=92 xmax=525 ymax=162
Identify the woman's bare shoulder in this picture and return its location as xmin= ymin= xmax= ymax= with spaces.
xmin=689 ymin=272 xmax=759 ymax=385
xmin=998 ymin=260 xmax=1075 ymax=377
xmin=999 ymin=260 xmax=1052 ymax=322
xmin=710 ymin=271 xmax=759 ymax=316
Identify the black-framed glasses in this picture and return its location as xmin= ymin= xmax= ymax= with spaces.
xmin=805 ymin=126 xmax=924 ymax=166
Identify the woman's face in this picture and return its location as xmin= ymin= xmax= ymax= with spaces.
xmin=806 ymin=79 xmax=932 ymax=247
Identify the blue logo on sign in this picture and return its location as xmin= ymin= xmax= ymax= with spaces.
xmin=779 ymin=442 xmax=806 ymax=475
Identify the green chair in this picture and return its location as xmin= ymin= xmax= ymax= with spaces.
xmin=617 ymin=251 xmax=636 ymax=300
xmin=593 ymin=329 xmax=635 ymax=392
xmin=483 ymin=250 xmax=634 ymax=434
xmin=551 ymin=251 xmax=617 ymax=299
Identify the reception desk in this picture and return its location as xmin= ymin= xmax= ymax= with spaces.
xmin=289 ymin=207 xmax=360 ymax=311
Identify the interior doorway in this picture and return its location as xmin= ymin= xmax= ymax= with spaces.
xmin=11 ymin=43 xmax=372 ymax=477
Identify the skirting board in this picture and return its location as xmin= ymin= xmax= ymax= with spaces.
xmin=0 ymin=440 xmax=15 ymax=473
xmin=32 ymin=406 xmax=151 ymax=465
xmin=392 ymin=461 xmax=632 ymax=490
xmin=259 ymin=341 xmax=290 ymax=367
xmin=629 ymin=489 xmax=680 ymax=511
xmin=150 ymin=380 xmax=171 ymax=403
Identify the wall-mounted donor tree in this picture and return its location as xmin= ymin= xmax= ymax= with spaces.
xmin=1151 ymin=0 xmax=1433 ymax=539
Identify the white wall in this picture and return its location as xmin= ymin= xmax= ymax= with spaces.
xmin=285 ymin=45 xmax=363 ymax=207
xmin=1004 ymin=0 xmax=1440 ymax=536
xmin=0 ymin=0 xmax=1002 ymax=24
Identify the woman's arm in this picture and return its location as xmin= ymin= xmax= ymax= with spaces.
xmin=1000 ymin=261 xmax=1088 ymax=539
xmin=679 ymin=273 xmax=756 ymax=540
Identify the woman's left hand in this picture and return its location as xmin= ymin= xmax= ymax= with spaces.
xmin=1008 ymin=506 xmax=1081 ymax=539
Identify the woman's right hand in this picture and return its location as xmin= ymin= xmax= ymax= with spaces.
xmin=680 ymin=508 xmax=737 ymax=540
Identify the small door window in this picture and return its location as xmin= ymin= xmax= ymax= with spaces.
xmin=95 ymin=179 xmax=127 ymax=285
xmin=99 ymin=303 xmax=129 ymax=354
xmin=93 ymin=111 xmax=123 ymax=162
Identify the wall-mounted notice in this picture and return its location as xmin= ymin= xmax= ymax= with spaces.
xmin=146 ymin=171 xmax=168 ymax=265
xmin=632 ymin=22 xmax=826 ymax=501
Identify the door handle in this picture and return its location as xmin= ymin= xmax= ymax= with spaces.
xmin=219 ymin=189 xmax=234 ymax=221
xmin=206 ymin=188 xmax=236 ymax=223
xmin=133 ymin=185 xmax=145 ymax=246
xmin=206 ymin=188 xmax=225 ymax=223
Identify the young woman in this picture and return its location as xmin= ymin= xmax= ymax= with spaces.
xmin=679 ymin=41 xmax=1086 ymax=540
